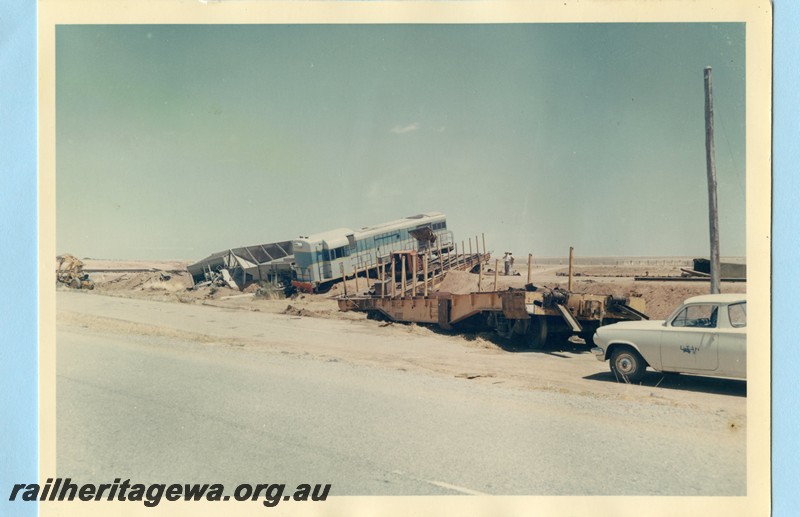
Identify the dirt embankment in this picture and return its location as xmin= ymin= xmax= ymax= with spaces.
xmin=436 ymin=270 xmax=745 ymax=320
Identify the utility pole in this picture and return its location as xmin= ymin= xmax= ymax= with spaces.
xmin=568 ymin=246 xmax=574 ymax=291
xmin=704 ymin=66 xmax=721 ymax=294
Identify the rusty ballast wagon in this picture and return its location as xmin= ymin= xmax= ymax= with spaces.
xmin=337 ymin=286 xmax=648 ymax=348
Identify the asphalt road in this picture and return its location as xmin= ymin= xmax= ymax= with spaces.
xmin=56 ymin=292 xmax=746 ymax=496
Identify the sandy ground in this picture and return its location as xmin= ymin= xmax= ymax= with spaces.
xmin=57 ymin=288 xmax=746 ymax=422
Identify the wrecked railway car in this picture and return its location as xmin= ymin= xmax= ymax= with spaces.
xmin=187 ymin=241 xmax=295 ymax=289
xmin=186 ymin=212 xmax=456 ymax=293
xmin=56 ymin=254 xmax=95 ymax=290
xmin=338 ymin=285 xmax=648 ymax=348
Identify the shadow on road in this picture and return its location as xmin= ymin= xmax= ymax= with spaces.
xmin=583 ymin=371 xmax=747 ymax=397
xmin=458 ymin=331 xmax=592 ymax=356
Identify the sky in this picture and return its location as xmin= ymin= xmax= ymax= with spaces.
xmin=56 ymin=23 xmax=746 ymax=261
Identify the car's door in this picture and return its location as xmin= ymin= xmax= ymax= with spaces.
xmin=660 ymin=303 xmax=719 ymax=371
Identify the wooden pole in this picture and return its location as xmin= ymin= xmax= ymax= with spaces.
xmin=423 ymin=254 xmax=429 ymax=297
xmin=482 ymin=233 xmax=486 ymax=257
xmin=391 ymin=259 xmax=396 ymax=298
xmin=568 ymin=246 xmax=574 ymax=291
xmin=340 ymin=263 xmax=348 ymax=297
xmin=380 ymin=262 xmax=385 ymax=299
xmin=412 ymin=254 xmax=417 ymax=297
xmin=401 ymin=255 xmax=407 ymax=298
xmin=494 ymin=259 xmax=499 ymax=291
xmin=469 ymin=237 xmax=473 ymax=258
xmin=353 ymin=264 xmax=359 ymax=293
xmin=478 ymin=261 xmax=483 ymax=292
xmin=704 ymin=66 xmax=721 ymax=294
xmin=527 ymin=253 xmax=532 ymax=284
xmin=461 ymin=240 xmax=465 ymax=267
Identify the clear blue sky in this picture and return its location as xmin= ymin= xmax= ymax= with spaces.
xmin=56 ymin=23 xmax=746 ymax=261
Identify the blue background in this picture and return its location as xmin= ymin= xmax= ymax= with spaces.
xmin=0 ymin=2 xmax=796 ymax=516
xmin=1 ymin=2 xmax=38 ymax=517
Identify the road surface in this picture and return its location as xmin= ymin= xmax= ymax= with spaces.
xmin=56 ymin=291 xmax=746 ymax=495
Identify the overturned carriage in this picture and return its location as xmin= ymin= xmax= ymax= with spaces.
xmin=187 ymin=241 xmax=295 ymax=290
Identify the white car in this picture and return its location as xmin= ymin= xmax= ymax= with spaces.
xmin=592 ymin=293 xmax=746 ymax=383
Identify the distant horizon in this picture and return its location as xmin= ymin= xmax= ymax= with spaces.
xmin=74 ymin=254 xmax=747 ymax=265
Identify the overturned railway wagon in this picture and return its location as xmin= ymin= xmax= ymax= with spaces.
xmin=187 ymin=241 xmax=295 ymax=289
xmin=338 ymin=286 xmax=648 ymax=348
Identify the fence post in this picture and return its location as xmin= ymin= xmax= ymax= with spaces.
xmin=527 ymin=253 xmax=532 ymax=284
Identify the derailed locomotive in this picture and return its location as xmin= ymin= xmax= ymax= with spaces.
xmin=291 ymin=212 xmax=453 ymax=293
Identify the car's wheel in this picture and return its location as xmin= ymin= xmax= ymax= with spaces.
xmin=610 ymin=347 xmax=646 ymax=383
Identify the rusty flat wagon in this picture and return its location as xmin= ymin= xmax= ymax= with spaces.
xmin=338 ymin=285 xmax=648 ymax=348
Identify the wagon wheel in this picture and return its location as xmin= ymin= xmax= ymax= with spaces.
xmin=526 ymin=317 xmax=548 ymax=349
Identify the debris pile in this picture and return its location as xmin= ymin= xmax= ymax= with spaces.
xmin=254 ymin=284 xmax=286 ymax=300
xmin=191 ymin=268 xmax=239 ymax=290
xmin=282 ymin=304 xmax=332 ymax=318
xmin=56 ymin=254 xmax=94 ymax=290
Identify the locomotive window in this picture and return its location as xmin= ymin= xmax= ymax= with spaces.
xmin=375 ymin=232 xmax=400 ymax=243
xmin=330 ymin=246 xmax=349 ymax=259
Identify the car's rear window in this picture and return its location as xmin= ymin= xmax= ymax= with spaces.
xmin=728 ymin=302 xmax=747 ymax=328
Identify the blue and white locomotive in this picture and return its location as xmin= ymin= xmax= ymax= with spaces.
xmin=291 ymin=212 xmax=453 ymax=292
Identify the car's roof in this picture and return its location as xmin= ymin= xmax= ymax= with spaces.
xmin=683 ymin=293 xmax=747 ymax=305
